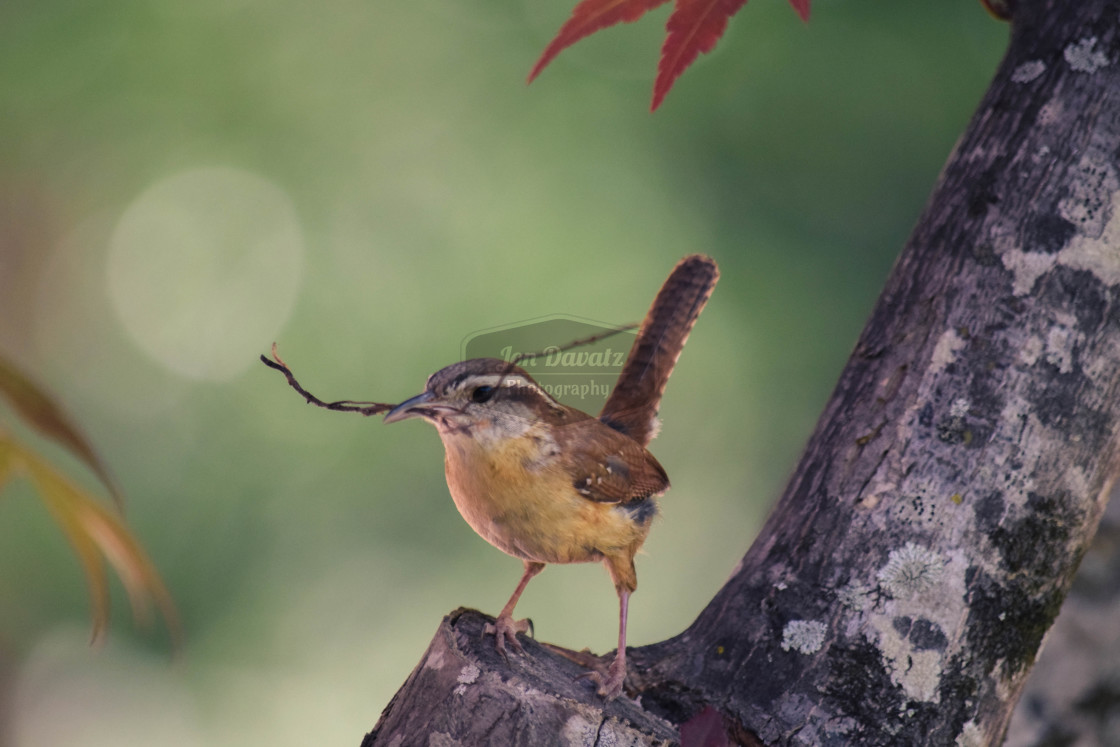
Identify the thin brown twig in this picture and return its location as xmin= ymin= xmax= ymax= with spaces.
xmin=260 ymin=343 xmax=395 ymax=416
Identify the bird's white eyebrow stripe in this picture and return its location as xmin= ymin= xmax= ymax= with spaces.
xmin=458 ymin=374 xmax=560 ymax=406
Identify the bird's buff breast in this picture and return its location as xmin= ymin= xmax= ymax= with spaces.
xmin=439 ymin=432 xmax=649 ymax=565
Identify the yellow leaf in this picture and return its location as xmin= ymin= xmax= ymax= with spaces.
xmin=10 ymin=438 xmax=180 ymax=648
xmin=0 ymin=436 xmax=17 ymax=489
xmin=0 ymin=354 xmax=123 ymax=509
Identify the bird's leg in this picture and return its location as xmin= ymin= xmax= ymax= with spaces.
xmin=597 ymin=588 xmax=630 ymax=699
xmin=484 ymin=560 xmax=545 ymax=657
xmin=581 ymin=554 xmax=635 ymax=699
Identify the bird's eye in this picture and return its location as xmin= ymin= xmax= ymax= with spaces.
xmin=471 ymin=385 xmax=495 ymax=404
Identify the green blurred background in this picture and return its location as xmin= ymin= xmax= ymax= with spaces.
xmin=0 ymin=1 xmax=1005 ymax=744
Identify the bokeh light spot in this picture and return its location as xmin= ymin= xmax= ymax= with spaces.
xmin=107 ymin=167 xmax=304 ymax=381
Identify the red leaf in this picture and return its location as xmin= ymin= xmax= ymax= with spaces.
xmin=534 ymin=0 xmax=810 ymax=110
xmin=680 ymin=706 xmax=731 ymax=747
xmin=788 ymin=0 xmax=811 ymax=22
xmin=652 ymin=0 xmax=747 ymax=110
xmin=528 ymin=0 xmax=672 ymax=83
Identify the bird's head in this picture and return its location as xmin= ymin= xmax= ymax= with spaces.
xmin=384 ymin=358 xmax=569 ymax=440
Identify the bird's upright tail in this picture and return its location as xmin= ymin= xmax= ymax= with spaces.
xmin=598 ymin=255 xmax=719 ymax=446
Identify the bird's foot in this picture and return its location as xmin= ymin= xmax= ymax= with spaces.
xmin=578 ymin=652 xmax=627 ymax=700
xmin=484 ymin=614 xmax=534 ymax=659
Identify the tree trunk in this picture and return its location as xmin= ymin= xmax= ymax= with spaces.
xmin=1003 ymin=489 xmax=1120 ymax=747
xmin=364 ymin=1 xmax=1120 ymax=744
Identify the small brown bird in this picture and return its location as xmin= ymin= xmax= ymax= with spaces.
xmin=384 ymin=255 xmax=718 ymax=698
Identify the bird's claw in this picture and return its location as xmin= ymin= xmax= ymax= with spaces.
xmin=484 ymin=615 xmax=533 ymax=659
xmin=577 ymin=654 xmax=627 ymax=700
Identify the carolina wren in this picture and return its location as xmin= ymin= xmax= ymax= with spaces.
xmin=383 ymin=255 xmax=719 ymax=699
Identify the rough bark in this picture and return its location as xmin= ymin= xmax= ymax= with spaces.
xmin=362 ymin=609 xmax=679 ymax=746
xmin=364 ymin=1 xmax=1120 ymax=744
xmin=1004 ymin=490 xmax=1120 ymax=746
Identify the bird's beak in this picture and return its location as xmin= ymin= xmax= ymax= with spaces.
xmin=384 ymin=391 xmax=438 ymax=424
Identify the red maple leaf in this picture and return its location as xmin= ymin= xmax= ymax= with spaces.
xmin=530 ymin=0 xmax=811 ymax=111
xmin=527 ymin=0 xmax=672 ymax=84
xmin=654 ymin=0 xmax=748 ymax=110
